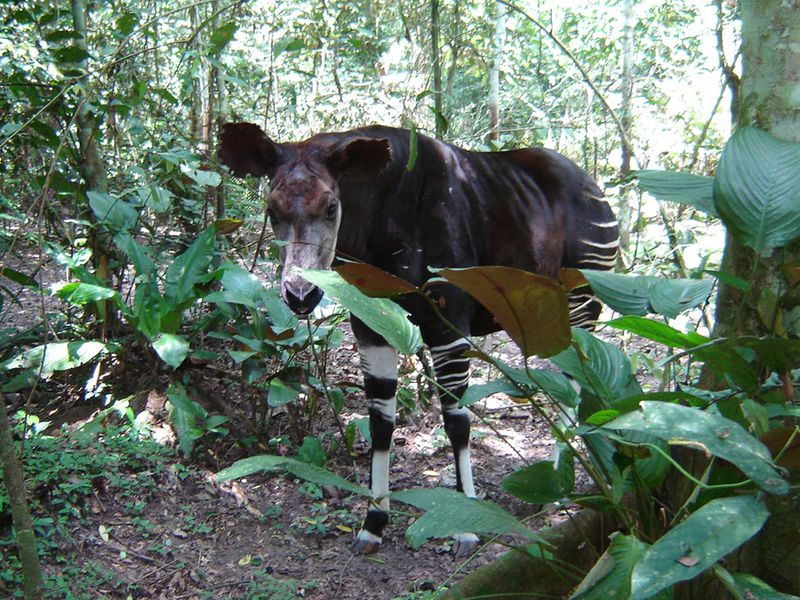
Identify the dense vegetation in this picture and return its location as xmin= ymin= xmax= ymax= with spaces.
xmin=1 ymin=1 xmax=798 ymax=598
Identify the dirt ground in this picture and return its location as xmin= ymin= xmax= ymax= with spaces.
xmin=1 ymin=247 xmax=648 ymax=600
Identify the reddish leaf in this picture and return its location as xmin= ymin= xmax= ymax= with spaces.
xmin=213 ymin=218 xmax=243 ymax=235
xmin=434 ymin=266 xmax=571 ymax=358
xmin=559 ymin=267 xmax=588 ymax=291
xmin=782 ymin=261 xmax=800 ymax=286
xmin=334 ymin=262 xmax=418 ymax=297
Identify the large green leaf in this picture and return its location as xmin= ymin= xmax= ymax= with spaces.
xmin=551 ymin=328 xmax=641 ymax=402
xmin=719 ymin=570 xmax=800 ymax=600
xmin=166 ymin=382 xmax=204 ymax=457
xmin=54 ymin=282 xmax=120 ymax=307
xmin=572 ymin=534 xmax=650 ymax=600
xmin=215 ymin=455 xmax=368 ymax=496
xmin=152 ymin=333 xmax=190 ymax=369
xmin=434 ymin=266 xmax=571 ymax=358
xmin=300 ymin=269 xmax=421 ymax=355
xmin=501 ymin=453 xmax=574 ymax=504
xmin=579 ymin=270 xmax=713 ymax=320
xmin=602 ymin=402 xmax=788 ymax=495
xmin=1 ymin=341 xmax=115 ymax=374
xmin=163 ymin=226 xmax=217 ymax=306
xmin=391 ymin=488 xmax=540 ymax=548
xmin=630 ymin=495 xmax=769 ymax=599
xmin=607 ymin=316 xmax=760 ymax=391
xmin=634 ymin=170 xmax=717 ymax=216
xmin=715 ymin=126 xmax=800 ymax=255
xmin=88 ymin=191 xmax=139 ymax=232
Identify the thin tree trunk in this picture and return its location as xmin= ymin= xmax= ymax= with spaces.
xmin=616 ymin=0 xmax=634 ymax=255
xmin=487 ymin=1 xmax=506 ymax=142
xmin=711 ymin=0 xmax=800 ymax=341
xmin=71 ymin=0 xmax=108 ymax=195
xmin=71 ymin=0 xmax=111 ymax=327
xmin=0 ymin=396 xmax=44 ymax=600
xmin=431 ymin=0 xmax=444 ymax=139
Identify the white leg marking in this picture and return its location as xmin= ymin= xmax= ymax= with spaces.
xmin=371 ymin=449 xmax=391 ymax=512
xmin=358 ymin=345 xmax=398 ymax=380
xmin=457 ymin=446 xmax=476 ymax=498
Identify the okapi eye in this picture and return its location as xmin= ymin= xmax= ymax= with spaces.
xmin=326 ymin=202 xmax=338 ymax=220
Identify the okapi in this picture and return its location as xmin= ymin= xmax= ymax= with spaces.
xmin=218 ymin=122 xmax=619 ymax=555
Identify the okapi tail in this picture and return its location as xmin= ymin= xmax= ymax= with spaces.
xmin=564 ymin=179 xmax=619 ymax=330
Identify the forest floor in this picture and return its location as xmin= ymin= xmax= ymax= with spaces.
xmin=1 ymin=247 xmax=661 ymax=600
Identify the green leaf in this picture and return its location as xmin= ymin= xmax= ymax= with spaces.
xmin=216 ymin=455 xmax=369 ymax=496
xmin=114 ymin=232 xmax=156 ymax=276
xmin=572 ymin=533 xmax=650 ymax=600
xmin=460 ymin=379 xmax=521 ymax=407
xmin=407 ymin=123 xmax=418 ymax=171
xmin=299 ymin=269 xmax=421 ymax=355
xmin=267 ymin=377 xmax=298 ymax=408
xmin=602 ymin=402 xmax=788 ymax=495
xmin=630 ymin=495 xmax=769 ymax=599
xmin=552 ymin=328 xmax=641 ymax=402
xmin=166 ymin=382 xmax=204 ymax=457
xmin=1 ymin=341 xmax=114 ymax=374
xmin=137 ymin=184 xmax=173 ymax=213
xmin=580 ymin=270 xmax=712 ymax=319
xmin=501 ymin=459 xmax=572 ymax=504
xmin=88 ymin=191 xmax=139 ymax=232
xmin=163 ymin=226 xmax=217 ymax=306
xmin=53 ymin=46 xmax=92 ymax=63
xmin=719 ymin=570 xmax=800 ymax=600
xmin=0 ymin=267 xmax=39 ymax=289
xmin=391 ymin=488 xmax=540 ymax=548
xmin=152 ymin=333 xmax=190 ymax=368
xmin=297 ymin=436 xmax=326 ymax=467
xmin=434 ymin=266 xmax=571 ymax=358
xmin=633 ymin=170 xmax=717 ymax=216
xmin=607 ymin=317 xmax=760 ymax=391
xmin=715 ymin=126 xmax=800 ymax=255
xmin=208 ymin=21 xmax=238 ymax=55
xmin=116 ymin=11 xmax=140 ymax=36
xmin=182 ymin=166 xmax=222 ymax=187
xmin=55 ymin=282 xmax=119 ymax=307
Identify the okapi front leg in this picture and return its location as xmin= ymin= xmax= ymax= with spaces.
xmin=429 ymin=336 xmax=480 ymax=556
xmin=351 ymin=318 xmax=398 ymax=554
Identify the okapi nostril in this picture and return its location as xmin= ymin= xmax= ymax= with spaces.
xmin=284 ymin=285 xmax=323 ymax=315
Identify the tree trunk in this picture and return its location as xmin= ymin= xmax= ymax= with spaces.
xmin=616 ymin=0 xmax=634 ymax=255
xmin=430 ymin=0 xmax=444 ymax=139
xmin=712 ymin=0 xmax=800 ymax=340
xmin=487 ymin=1 xmax=505 ymax=143
xmin=71 ymin=0 xmax=108 ymax=195
xmin=0 ymin=396 xmax=44 ymax=600
xmin=441 ymin=508 xmax=620 ymax=600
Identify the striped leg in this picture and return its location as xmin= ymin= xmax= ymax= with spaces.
xmin=352 ymin=318 xmax=398 ymax=554
xmin=429 ymin=336 xmax=480 ymax=556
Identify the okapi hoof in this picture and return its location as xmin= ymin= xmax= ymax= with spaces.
xmin=352 ymin=530 xmax=382 ymax=555
xmin=451 ymin=533 xmax=480 ymax=557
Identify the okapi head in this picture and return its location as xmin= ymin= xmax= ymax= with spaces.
xmin=218 ymin=123 xmax=392 ymax=314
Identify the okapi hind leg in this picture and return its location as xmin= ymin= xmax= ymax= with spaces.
xmin=429 ymin=336 xmax=481 ymax=556
xmin=351 ymin=317 xmax=398 ymax=554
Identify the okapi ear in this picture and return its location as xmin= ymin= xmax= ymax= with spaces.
xmin=326 ymin=137 xmax=392 ymax=178
xmin=217 ymin=122 xmax=283 ymax=178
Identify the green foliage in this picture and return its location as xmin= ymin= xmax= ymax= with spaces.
xmin=630 ymin=496 xmax=769 ymax=599
xmin=166 ymin=382 xmax=229 ymax=458
xmin=715 ymin=127 xmax=800 ymax=255
xmin=300 ymin=268 xmax=422 ymax=355
xmin=0 ymin=412 xmax=173 ymax=595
